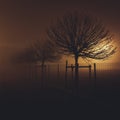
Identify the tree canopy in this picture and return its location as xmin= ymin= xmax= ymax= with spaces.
xmin=32 ymin=40 xmax=61 ymax=65
xmin=47 ymin=12 xmax=116 ymax=62
xmin=13 ymin=39 xmax=61 ymax=65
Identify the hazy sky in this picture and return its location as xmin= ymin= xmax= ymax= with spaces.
xmin=0 ymin=0 xmax=120 ymax=64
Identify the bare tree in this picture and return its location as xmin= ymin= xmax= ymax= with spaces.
xmin=32 ymin=39 xmax=61 ymax=67
xmin=47 ymin=12 xmax=116 ymax=93
xmin=13 ymin=40 xmax=61 ymax=66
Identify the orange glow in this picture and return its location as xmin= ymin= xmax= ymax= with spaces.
xmin=60 ymin=39 xmax=119 ymax=71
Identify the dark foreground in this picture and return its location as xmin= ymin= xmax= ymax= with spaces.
xmin=0 ymin=84 xmax=120 ymax=119
xmin=0 ymin=64 xmax=120 ymax=119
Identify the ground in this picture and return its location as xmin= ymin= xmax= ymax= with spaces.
xmin=0 ymin=64 xmax=120 ymax=119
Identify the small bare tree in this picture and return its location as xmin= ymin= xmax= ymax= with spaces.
xmin=32 ymin=39 xmax=61 ymax=67
xmin=47 ymin=12 xmax=116 ymax=93
xmin=14 ymin=40 xmax=61 ymax=66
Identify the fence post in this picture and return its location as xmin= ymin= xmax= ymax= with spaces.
xmin=57 ymin=64 xmax=59 ymax=80
xmin=88 ymin=65 xmax=92 ymax=93
xmin=47 ymin=65 xmax=50 ymax=84
xmin=94 ymin=63 xmax=96 ymax=81
xmin=65 ymin=60 xmax=68 ymax=89
xmin=71 ymin=64 xmax=74 ymax=81
xmin=89 ymin=65 xmax=91 ymax=81
xmin=94 ymin=63 xmax=97 ymax=93
xmin=41 ymin=65 xmax=44 ymax=89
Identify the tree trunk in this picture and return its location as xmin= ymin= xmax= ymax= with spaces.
xmin=74 ymin=55 xmax=79 ymax=96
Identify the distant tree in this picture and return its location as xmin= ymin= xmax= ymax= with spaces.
xmin=32 ymin=39 xmax=61 ymax=67
xmin=47 ymin=12 xmax=116 ymax=93
xmin=14 ymin=40 xmax=61 ymax=66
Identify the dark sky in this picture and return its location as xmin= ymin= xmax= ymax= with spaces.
xmin=0 ymin=0 xmax=120 ymax=64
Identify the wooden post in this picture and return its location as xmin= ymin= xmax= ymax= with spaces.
xmin=41 ymin=65 xmax=44 ymax=89
xmin=44 ymin=65 xmax=47 ymax=87
xmin=94 ymin=63 xmax=96 ymax=81
xmin=31 ymin=63 xmax=33 ymax=81
xmin=47 ymin=65 xmax=50 ymax=86
xmin=33 ymin=63 xmax=36 ymax=82
xmin=89 ymin=65 xmax=91 ymax=81
xmin=88 ymin=65 xmax=92 ymax=92
xmin=57 ymin=64 xmax=59 ymax=80
xmin=44 ymin=65 xmax=46 ymax=87
xmin=71 ymin=64 xmax=74 ymax=93
xmin=65 ymin=60 xmax=68 ymax=89
xmin=71 ymin=64 xmax=74 ymax=80
xmin=94 ymin=63 xmax=97 ymax=93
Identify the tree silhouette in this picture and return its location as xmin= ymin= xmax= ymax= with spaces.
xmin=32 ymin=40 xmax=61 ymax=67
xmin=14 ymin=40 xmax=61 ymax=66
xmin=47 ymin=12 xmax=116 ymax=94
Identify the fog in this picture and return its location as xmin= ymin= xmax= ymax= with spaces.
xmin=0 ymin=0 xmax=120 ymax=87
